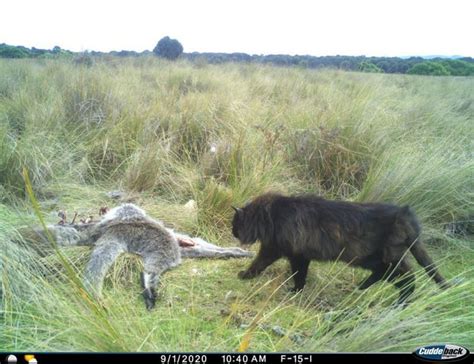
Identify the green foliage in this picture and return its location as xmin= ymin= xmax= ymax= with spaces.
xmin=2 ymin=42 xmax=474 ymax=76
xmin=407 ymin=61 xmax=450 ymax=76
xmin=153 ymin=36 xmax=183 ymax=60
xmin=0 ymin=43 xmax=73 ymax=59
xmin=407 ymin=60 xmax=474 ymax=76
xmin=440 ymin=59 xmax=474 ymax=76
xmin=359 ymin=61 xmax=384 ymax=73
xmin=0 ymin=44 xmax=30 ymax=58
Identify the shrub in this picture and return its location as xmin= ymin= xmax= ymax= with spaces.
xmin=153 ymin=36 xmax=183 ymax=60
xmin=407 ymin=61 xmax=450 ymax=76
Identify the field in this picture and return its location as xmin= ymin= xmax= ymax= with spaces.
xmin=0 ymin=57 xmax=473 ymax=352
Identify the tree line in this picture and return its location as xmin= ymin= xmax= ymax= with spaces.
xmin=1 ymin=40 xmax=473 ymax=76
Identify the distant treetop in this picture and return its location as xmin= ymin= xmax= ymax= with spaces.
xmin=153 ymin=36 xmax=183 ymax=60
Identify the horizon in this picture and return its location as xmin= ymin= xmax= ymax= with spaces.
xmin=3 ymin=40 xmax=472 ymax=59
xmin=2 ymin=0 xmax=474 ymax=58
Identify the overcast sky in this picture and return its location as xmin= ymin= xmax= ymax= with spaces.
xmin=2 ymin=0 xmax=473 ymax=57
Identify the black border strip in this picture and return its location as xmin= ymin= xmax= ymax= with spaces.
xmin=1 ymin=352 xmax=472 ymax=364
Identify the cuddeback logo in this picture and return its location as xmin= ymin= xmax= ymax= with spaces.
xmin=414 ymin=344 xmax=470 ymax=361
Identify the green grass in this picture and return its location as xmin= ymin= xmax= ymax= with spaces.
xmin=0 ymin=57 xmax=473 ymax=352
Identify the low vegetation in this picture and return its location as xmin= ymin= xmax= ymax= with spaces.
xmin=0 ymin=57 xmax=473 ymax=351
xmin=2 ymin=42 xmax=474 ymax=75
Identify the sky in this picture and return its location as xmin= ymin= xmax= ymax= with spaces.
xmin=2 ymin=0 xmax=473 ymax=57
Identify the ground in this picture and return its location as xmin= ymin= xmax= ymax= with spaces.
xmin=0 ymin=58 xmax=473 ymax=351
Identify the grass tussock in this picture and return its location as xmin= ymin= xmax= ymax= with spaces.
xmin=0 ymin=58 xmax=473 ymax=351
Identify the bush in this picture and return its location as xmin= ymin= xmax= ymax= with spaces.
xmin=407 ymin=61 xmax=450 ymax=76
xmin=440 ymin=60 xmax=474 ymax=76
xmin=0 ymin=44 xmax=30 ymax=58
xmin=153 ymin=36 xmax=183 ymax=60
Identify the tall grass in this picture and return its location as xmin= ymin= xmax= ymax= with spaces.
xmin=0 ymin=58 xmax=473 ymax=351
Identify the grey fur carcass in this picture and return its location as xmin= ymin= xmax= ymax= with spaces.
xmin=36 ymin=203 xmax=253 ymax=309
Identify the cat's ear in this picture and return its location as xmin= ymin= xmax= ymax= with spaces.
xmin=231 ymin=206 xmax=243 ymax=215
